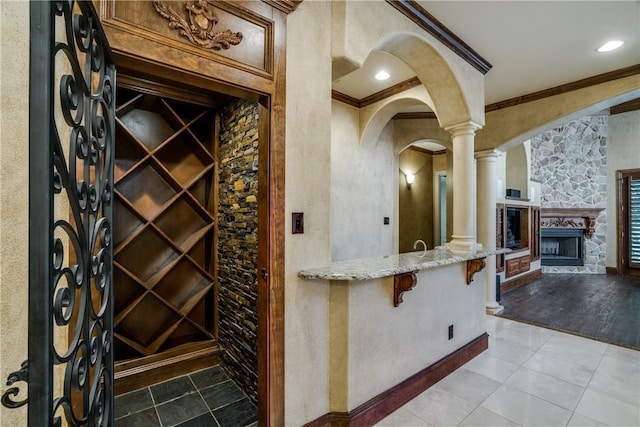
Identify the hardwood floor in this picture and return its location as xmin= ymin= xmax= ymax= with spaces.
xmin=498 ymin=273 xmax=640 ymax=350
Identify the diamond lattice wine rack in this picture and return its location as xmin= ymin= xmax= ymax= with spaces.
xmin=113 ymin=86 xmax=218 ymax=361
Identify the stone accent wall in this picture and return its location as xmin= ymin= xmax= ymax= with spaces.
xmin=530 ymin=115 xmax=607 ymax=274
xmin=218 ymin=99 xmax=259 ymax=403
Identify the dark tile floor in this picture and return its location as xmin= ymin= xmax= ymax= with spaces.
xmin=115 ymin=366 xmax=257 ymax=427
xmin=498 ymin=273 xmax=640 ymax=350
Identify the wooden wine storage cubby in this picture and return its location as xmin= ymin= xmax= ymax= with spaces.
xmin=113 ymin=86 xmax=218 ymax=366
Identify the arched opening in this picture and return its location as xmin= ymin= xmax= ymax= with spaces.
xmin=398 ymin=140 xmax=448 ymax=252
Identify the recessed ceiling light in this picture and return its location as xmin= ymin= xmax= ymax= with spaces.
xmin=597 ymin=40 xmax=624 ymax=52
xmin=375 ymin=70 xmax=390 ymax=81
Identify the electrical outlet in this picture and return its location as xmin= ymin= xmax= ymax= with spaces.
xmin=448 ymin=324 xmax=454 ymax=340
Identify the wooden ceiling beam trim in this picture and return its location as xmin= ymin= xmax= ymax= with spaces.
xmin=610 ymin=98 xmax=640 ymax=115
xmin=385 ymin=0 xmax=492 ymax=74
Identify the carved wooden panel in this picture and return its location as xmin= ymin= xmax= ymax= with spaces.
xmin=102 ymin=0 xmax=273 ymax=78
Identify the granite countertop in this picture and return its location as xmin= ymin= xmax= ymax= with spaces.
xmin=298 ymin=247 xmax=510 ymax=281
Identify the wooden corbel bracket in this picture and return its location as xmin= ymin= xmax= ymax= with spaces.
xmin=466 ymin=258 xmax=486 ymax=285
xmin=394 ymin=271 xmax=417 ymax=307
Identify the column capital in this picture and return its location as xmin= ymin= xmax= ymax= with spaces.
xmin=475 ymin=149 xmax=504 ymax=160
xmin=444 ymin=121 xmax=483 ymax=137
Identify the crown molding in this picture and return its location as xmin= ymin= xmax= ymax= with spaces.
xmin=385 ymin=0 xmax=492 ymax=75
xmin=407 ymin=146 xmax=446 ymax=156
xmin=332 ymin=77 xmax=421 ymax=108
xmin=261 ymin=0 xmax=302 ymax=14
xmin=486 ymin=64 xmax=640 ymax=113
xmin=331 ymin=90 xmax=360 ymax=108
xmin=334 ymin=65 xmax=640 ymax=116
xmin=393 ymin=112 xmax=438 ymax=120
xmin=610 ymin=97 xmax=640 ymax=115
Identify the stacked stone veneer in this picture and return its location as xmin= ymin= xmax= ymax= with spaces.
xmin=218 ymin=99 xmax=259 ymax=403
xmin=530 ymin=115 xmax=607 ymax=274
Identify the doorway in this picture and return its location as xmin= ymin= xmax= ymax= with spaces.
xmin=617 ymin=168 xmax=640 ymax=275
xmin=112 ymin=76 xmax=262 ymax=425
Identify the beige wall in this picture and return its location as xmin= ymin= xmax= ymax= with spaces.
xmin=399 ymin=149 xmax=434 ymax=251
xmin=505 ymin=142 xmax=529 ymax=199
xmin=0 ymin=2 xmax=29 ymax=425
xmin=606 ymin=110 xmax=640 ymax=267
xmin=284 ymin=1 xmax=333 ymax=424
xmin=331 ymin=263 xmax=486 ymax=411
xmin=331 ymin=102 xmax=397 ymax=261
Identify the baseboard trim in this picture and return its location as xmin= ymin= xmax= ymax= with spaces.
xmin=115 ymin=345 xmax=219 ymax=395
xmin=501 ymin=268 xmax=542 ymax=293
xmin=304 ymin=333 xmax=489 ymax=427
xmin=606 ymin=267 xmax=619 ymax=275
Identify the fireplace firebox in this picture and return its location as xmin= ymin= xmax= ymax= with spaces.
xmin=541 ymin=228 xmax=584 ymax=266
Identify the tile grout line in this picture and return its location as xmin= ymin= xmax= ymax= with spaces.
xmin=148 ymin=386 xmax=165 ymax=427
xmin=187 ymin=373 xmax=222 ymax=427
xmin=564 ymin=343 xmax=609 ymax=426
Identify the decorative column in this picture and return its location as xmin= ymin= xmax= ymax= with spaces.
xmin=446 ymin=122 xmax=483 ymax=253
xmin=476 ymin=149 xmax=504 ymax=315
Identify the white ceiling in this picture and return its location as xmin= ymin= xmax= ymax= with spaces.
xmin=332 ymin=1 xmax=640 ymax=106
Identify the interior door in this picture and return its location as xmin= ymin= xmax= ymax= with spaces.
xmin=13 ymin=2 xmax=116 ymax=425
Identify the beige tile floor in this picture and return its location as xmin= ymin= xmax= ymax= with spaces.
xmin=374 ymin=315 xmax=640 ymax=427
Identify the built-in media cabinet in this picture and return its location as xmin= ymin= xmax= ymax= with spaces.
xmin=497 ymin=204 xmax=542 ymax=285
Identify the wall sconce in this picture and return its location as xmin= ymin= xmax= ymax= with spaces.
xmin=405 ymin=173 xmax=415 ymax=188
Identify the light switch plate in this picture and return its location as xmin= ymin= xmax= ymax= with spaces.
xmin=292 ymin=212 xmax=304 ymax=234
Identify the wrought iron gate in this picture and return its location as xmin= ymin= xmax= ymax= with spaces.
xmin=2 ymin=1 xmax=116 ymax=425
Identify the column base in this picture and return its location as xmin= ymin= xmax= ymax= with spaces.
xmin=446 ymin=238 xmax=483 ymax=254
xmin=486 ymin=304 xmax=504 ymax=315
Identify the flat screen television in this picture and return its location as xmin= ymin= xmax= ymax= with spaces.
xmin=506 ymin=206 xmax=528 ymax=250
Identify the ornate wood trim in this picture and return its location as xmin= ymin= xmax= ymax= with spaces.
xmin=303 ymin=333 xmax=489 ymax=427
xmin=99 ymin=2 xmax=289 ymax=424
xmin=394 ymin=271 xmax=417 ymax=307
xmin=486 ymin=64 xmax=640 ymax=113
xmin=152 ymin=0 xmax=243 ymax=51
xmin=332 ymin=77 xmax=421 ymax=108
xmin=541 ymin=208 xmax=604 ymax=239
xmin=466 ymin=258 xmax=486 ymax=285
xmin=385 ymin=0 xmax=492 ymax=74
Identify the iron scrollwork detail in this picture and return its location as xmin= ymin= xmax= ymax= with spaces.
xmin=47 ymin=1 xmax=115 ymax=425
xmin=1 ymin=360 xmax=29 ymax=409
xmin=153 ymin=0 xmax=243 ymax=51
